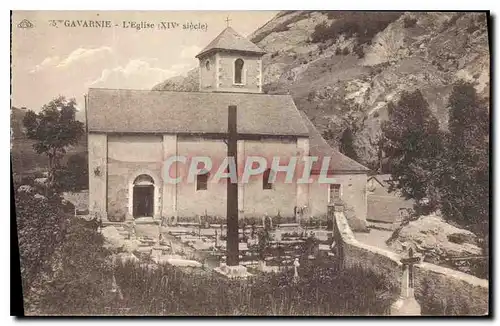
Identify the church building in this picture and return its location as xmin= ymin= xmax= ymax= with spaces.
xmin=86 ymin=27 xmax=369 ymax=227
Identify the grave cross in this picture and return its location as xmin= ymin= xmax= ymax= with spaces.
xmin=400 ymin=247 xmax=421 ymax=297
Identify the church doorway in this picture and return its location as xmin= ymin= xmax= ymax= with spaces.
xmin=132 ymin=174 xmax=155 ymax=218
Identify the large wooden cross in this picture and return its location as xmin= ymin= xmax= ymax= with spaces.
xmin=226 ymin=105 xmax=239 ymax=266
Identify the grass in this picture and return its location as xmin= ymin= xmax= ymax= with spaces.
xmin=110 ymin=259 xmax=398 ymax=316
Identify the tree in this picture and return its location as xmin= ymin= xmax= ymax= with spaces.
xmin=339 ymin=127 xmax=359 ymax=161
xmin=381 ymin=90 xmax=444 ymax=213
xmin=440 ymin=81 xmax=489 ymax=237
xmin=322 ymin=98 xmax=366 ymax=162
xmin=23 ymin=96 xmax=84 ymax=185
xmin=57 ymin=152 xmax=89 ymax=192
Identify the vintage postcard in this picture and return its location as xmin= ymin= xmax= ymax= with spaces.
xmin=11 ymin=10 xmax=490 ymax=316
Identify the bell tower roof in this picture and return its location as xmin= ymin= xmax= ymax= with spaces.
xmin=195 ymin=27 xmax=265 ymax=59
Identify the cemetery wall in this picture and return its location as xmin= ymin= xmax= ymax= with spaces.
xmin=334 ymin=211 xmax=489 ymax=315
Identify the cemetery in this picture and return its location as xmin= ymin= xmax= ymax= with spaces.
xmin=96 ymin=202 xmax=489 ymax=316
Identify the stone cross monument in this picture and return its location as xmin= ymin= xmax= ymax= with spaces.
xmin=390 ymin=248 xmax=422 ymax=316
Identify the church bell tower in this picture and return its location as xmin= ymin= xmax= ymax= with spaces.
xmin=195 ymin=26 xmax=265 ymax=94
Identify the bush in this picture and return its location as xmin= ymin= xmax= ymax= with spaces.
xmin=311 ymin=12 xmax=403 ymax=44
xmin=342 ymin=47 xmax=350 ymax=56
xmin=15 ymin=191 xmax=70 ymax=301
xmin=416 ymin=274 xmax=486 ymax=315
xmin=403 ymin=17 xmax=418 ymax=28
xmin=56 ymin=152 xmax=88 ymax=192
xmin=36 ymin=219 xmax=112 ymax=315
xmin=335 ymin=48 xmax=342 ymax=55
xmin=353 ymin=45 xmax=365 ymax=58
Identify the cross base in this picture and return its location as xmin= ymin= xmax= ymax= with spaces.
xmin=214 ymin=263 xmax=252 ymax=279
xmin=390 ymin=296 xmax=421 ymax=316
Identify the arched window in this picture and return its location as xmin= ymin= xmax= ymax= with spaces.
xmin=205 ymin=60 xmax=211 ymax=71
xmin=234 ymin=58 xmax=244 ymax=84
xmin=263 ymin=169 xmax=272 ymax=190
xmin=197 ymin=171 xmax=210 ymax=191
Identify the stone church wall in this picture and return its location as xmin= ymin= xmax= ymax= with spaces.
xmin=199 ymin=53 xmax=217 ymax=91
xmin=88 ymin=133 xmax=107 ymax=219
xmin=309 ymin=173 xmax=367 ymax=228
xmin=242 ymin=138 xmax=297 ymax=219
xmin=176 ymin=137 xmax=228 ymax=219
xmin=106 ymin=135 xmax=163 ymax=221
xmin=93 ymin=133 xmax=369 ymax=224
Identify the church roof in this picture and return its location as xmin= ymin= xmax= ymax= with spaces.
xmin=87 ymin=88 xmax=309 ymax=137
xmin=300 ymin=112 xmax=370 ymax=173
xmin=195 ymin=27 xmax=265 ymax=58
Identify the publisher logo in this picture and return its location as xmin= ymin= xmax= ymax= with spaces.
xmin=17 ymin=19 xmax=34 ymax=29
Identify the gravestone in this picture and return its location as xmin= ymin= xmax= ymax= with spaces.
xmin=390 ymin=248 xmax=422 ymax=316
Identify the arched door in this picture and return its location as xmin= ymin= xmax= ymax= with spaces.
xmin=133 ymin=174 xmax=155 ymax=218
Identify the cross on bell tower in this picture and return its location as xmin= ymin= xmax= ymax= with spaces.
xmin=225 ymin=16 xmax=232 ymax=27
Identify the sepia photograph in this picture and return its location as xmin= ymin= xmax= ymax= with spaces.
xmin=10 ymin=10 xmax=490 ymax=316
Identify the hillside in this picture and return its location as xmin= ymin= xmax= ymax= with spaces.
xmin=153 ymin=11 xmax=490 ymax=169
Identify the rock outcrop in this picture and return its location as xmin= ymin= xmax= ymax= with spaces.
xmin=386 ymin=213 xmax=482 ymax=263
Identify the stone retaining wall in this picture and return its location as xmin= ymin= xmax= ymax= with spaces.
xmin=333 ymin=211 xmax=489 ymax=315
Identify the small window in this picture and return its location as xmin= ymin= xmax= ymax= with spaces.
xmin=263 ymin=169 xmax=272 ymax=190
xmin=196 ymin=172 xmax=209 ymax=191
xmin=329 ymin=184 xmax=341 ymax=203
xmin=234 ymin=58 xmax=244 ymax=84
xmin=205 ymin=60 xmax=211 ymax=71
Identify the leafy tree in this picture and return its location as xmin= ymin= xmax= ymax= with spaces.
xmin=440 ymin=81 xmax=489 ymax=237
xmin=23 ymin=96 xmax=84 ymax=185
xmin=381 ymin=90 xmax=444 ymax=213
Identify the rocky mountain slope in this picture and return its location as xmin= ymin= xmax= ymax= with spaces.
xmin=153 ymin=11 xmax=489 ymax=168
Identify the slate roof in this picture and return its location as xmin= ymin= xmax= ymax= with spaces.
xmin=87 ymin=88 xmax=309 ymax=136
xmin=195 ymin=27 xmax=265 ymax=58
xmin=299 ymin=112 xmax=369 ymax=173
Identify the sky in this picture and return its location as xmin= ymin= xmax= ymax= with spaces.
xmin=11 ymin=11 xmax=277 ymax=112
